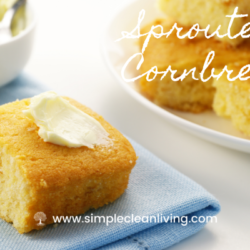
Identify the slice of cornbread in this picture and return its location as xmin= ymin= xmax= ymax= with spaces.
xmin=139 ymin=19 xmax=250 ymax=113
xmin=0 ymin=97 xmax=137 ymax=233
xmin=158 ymin=0 xmax=250 ymax=46
xmin=213 ymin=64 xmax=250 ymax=135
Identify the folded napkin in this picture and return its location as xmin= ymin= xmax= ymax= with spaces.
xmin=0 ymin=75 xmax=221 ymax=250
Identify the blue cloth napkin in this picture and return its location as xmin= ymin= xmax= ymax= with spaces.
xmin=0 ymin=75 xmax=220 ymax=250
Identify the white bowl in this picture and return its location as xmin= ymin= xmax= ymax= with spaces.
xmin=0 ymin=2 xmax=36 ymax=87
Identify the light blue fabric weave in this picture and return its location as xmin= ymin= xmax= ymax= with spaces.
xmin=0 ymin=75 xmax=220 ymax=250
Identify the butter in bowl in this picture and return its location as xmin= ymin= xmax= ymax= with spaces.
xmin=0 ymin=0 xmax=36 ymax=88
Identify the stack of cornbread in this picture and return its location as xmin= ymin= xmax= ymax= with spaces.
xmin=140 ymin=0 xmax=250 ymax=136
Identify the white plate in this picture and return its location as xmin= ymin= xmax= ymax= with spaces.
xmin=101 ymin=0 xmax=250 ymax=154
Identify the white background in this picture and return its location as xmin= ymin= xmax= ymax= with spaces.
xmin=26 ymin=0 xmax=250 ymax=249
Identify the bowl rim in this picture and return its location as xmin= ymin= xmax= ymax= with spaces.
xmin=0 ymin=1 xmax=37 ymax=47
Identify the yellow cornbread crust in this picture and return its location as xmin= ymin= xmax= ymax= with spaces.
xmin=139 ymin=19 xmax=250 ymax=113
xmin=158 ymin=0 xmax=250 ymax=46
xmin=213 ymin=65 xmax=250 ymax=136
xmin=0 ymin=97 xmax=137 ymax=233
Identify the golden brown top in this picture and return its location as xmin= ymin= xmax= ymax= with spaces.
xmin=220 ymin=0 xmax=237 ymax=6
xmin=0 ymin=97 xmax=137 ymax=190
xmin=158 ymin=0 xmax=250 ymax=46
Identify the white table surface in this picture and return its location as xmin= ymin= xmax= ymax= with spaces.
xmin=25 ymin=0 xmax=250 ymax=249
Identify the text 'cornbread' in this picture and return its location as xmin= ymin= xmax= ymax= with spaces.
xmin=0 ymin=96 xmax=137 ymax=233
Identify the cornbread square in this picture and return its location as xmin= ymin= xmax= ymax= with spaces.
xmin=140 ymin=19 xmax=250 ymax=113
xmin=0 ymin=97 xmax=137 ymax=233
xmin=213 ymin=65 xmax=250 ymax=135
xmin=158 ymin=0 xmax=250 ymax=46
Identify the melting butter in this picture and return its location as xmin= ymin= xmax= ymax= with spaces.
xmin=23 ymin=91 xmax=110 ymax=148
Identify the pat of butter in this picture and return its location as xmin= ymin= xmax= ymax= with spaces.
xmin=23 ymin=91 xmax=110 ymax=148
